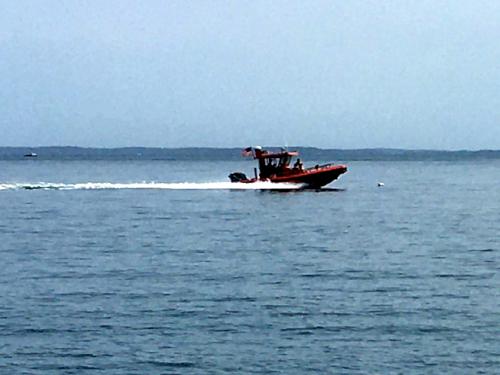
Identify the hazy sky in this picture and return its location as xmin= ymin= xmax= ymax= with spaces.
xmin=1 ymin=0 xmax=499 ymax=149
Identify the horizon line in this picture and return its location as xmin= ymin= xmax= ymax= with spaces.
xmin=1 ymin=146 xmax=500 ymax=152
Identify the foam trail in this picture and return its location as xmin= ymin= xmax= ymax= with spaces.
xmin=0 ymin=181 xmax=305 ymax=191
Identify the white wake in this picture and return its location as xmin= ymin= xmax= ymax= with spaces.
xmin=0 ymin=181 xmax=305 ymax=191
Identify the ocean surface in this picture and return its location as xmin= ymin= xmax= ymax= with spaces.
xmin=0 ymin=159 xmax=498 ymax=374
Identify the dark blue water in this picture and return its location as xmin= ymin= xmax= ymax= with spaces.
xmin=1 ymin=160 xmax=498 ymax=374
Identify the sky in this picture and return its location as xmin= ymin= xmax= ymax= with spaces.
xmin=1 ymin=0 xmax=499 ymax=149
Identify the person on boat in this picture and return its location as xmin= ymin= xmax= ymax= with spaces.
xmin=294 ymin=158 xmax=303 ymax=171
xmin=268 ymin=159 xmax=277 ymax=175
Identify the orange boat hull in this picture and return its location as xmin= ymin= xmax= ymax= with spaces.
xmin=270 ymin=164 xmax=347 ymax=188
xmin=229 ymin=164 xmax=347 ymax=188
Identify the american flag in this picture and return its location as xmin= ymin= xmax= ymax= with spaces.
xmin=241 ymin=147 xmax=253 ymax=157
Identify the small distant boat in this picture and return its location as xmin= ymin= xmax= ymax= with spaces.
xmin=24 ymin=152 xmax=38 ymax=158
xmin=229 ymin=146 xmax=347 ymax=189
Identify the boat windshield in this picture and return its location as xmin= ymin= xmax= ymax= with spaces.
xmin=278 ymin=155 xmax=291 ymax=168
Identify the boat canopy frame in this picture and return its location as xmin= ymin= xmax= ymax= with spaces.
xmin=250 ymin=148 xmax=302 ymax=178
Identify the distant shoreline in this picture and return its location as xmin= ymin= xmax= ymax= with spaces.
xmin=1 ymin=146 xmax=500 ymax=161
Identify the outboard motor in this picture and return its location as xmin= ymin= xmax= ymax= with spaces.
xmin=228 ymin=172 xmax=248 ymax=182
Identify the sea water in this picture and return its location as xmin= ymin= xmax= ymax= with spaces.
xmin=0 ymin=159 xmax=498 ymax=374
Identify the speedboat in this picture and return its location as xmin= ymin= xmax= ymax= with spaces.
xmin=229 ymin=147 xmax=347 ymax=189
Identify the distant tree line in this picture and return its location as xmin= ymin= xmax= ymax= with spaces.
xmin=1 ymin=146 xmax=499 ymax=161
